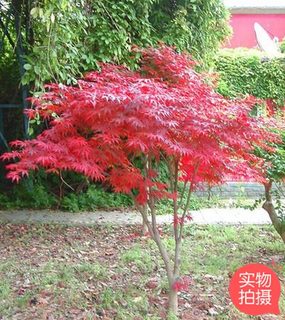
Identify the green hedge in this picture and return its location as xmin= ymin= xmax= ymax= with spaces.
xmin=214 ymin=49 xmax=285 ymax=105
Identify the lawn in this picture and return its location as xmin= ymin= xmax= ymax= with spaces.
xmin=0 ymin=223 xmax=284 ymax=319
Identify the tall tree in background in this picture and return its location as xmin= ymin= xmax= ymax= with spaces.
xmin=15 ymin=0 xmax=231 ymax=90
xmin=150 ymin=0 xmax=231 ymax=63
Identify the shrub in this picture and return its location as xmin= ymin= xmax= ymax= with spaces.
xmin=0 ymin=181 xmax=56 ymax=210
xmin=214 ymin=49 xmax=285 ymax=106
xmin=61 ymin=185 xmax=133 ymax=212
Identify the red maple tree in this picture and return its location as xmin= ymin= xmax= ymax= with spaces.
xmin=1 ymin=46 xmax=278 ymax=316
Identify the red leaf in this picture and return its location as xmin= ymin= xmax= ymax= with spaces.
xmin=1 ymin=45 xmax=279 ymax=209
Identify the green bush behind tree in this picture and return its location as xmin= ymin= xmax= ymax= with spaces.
xmin=21 ymin=0 xmax=231 ymax=91
xmin=214 ymin=48 xmax=285 ymax=243
xmin=214 ymin=48 xmax=285 ymax=106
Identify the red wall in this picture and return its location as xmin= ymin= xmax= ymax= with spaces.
xmin=225 ymin=14 xmax=285 ymax=48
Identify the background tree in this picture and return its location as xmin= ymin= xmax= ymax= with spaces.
xmin=150 ymin=0 xmax=231 ymax=64
xmin=18 ymin=0 xmax=231 ymax=91
xmin=2 ymin=46 xmax=278 ymax=317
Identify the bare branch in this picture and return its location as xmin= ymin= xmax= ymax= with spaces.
xmin=178 ymin=162 xmax=200 ymax=241
xmin=59 ymin=171 xmax=75 ymax=191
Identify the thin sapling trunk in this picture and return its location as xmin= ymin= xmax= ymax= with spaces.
xmin=136 ymin=157 xmax=196 ymax=317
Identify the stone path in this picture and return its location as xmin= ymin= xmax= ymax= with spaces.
xmin=0 ymin=207 xmax=271 ymax=225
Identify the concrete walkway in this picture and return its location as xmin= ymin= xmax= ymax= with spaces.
xmin=0 ymin=207 xmax=271 ymax=225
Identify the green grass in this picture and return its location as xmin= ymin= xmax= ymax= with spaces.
xmin=123 ymin=225 xmax=285 ymax=319
xmin=100 ymin=287 xmax=150 ymax=319
xmin=74 ymin=262 xmax=108 ymax=279
xmin=0 ymin=279 xmax=11 ymax=301
xmin=183 ymin=225 xmax=285 ymax=318
xmin=0 ymin=224 xmax=284 ymax=319
xmin=120 ymin=244 xmax=155 ymax=273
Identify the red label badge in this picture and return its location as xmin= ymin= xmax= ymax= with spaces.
xmin=229 ymin=263 xmax=281 ymax=315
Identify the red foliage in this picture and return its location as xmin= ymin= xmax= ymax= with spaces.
xmin=173 ymin=214 xmax=192 ymax=228
xmin=1 ymin=46 xmax=279 ymax=200
xmin=171 ymin=276 xmax=192 ymax=292
xmin=265 ymin=98 xmax=278 ymax=117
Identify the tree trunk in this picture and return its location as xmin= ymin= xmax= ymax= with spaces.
xmin=263 ymin=182 xmax=285 ymax=244
xmin=142 ymin=219 xmax=148 ymax=235
xmin=142 ymin=204 xmax=148 ymax=235
xmin=168 ymin=287 xmax=178 ymax=318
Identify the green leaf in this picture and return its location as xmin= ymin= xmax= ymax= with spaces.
xmin=30 ymin=7 xmax=39 ymax=18
xmin=50 ymin=13 xmax=55 ymax=24
xmin=23 ymin=64 xmax=32 ymax=71
xmin=28 ymin=127 xmax=34 ymax=136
